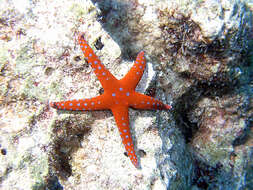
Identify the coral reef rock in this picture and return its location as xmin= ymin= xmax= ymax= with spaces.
xmin=0 ymin=0 xmax=252 ymax=190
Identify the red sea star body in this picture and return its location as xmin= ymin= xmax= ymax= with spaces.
xmin=50 ymin=34 xmax=172 ymax=168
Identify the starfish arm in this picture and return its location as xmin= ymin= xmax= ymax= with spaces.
xmin=120 ymin=51 xmax=146 ymax=90
xmin=129 ymin=92 xmax=172 ymax=110
xmin=50 ymin=94 xmax=110 ymax=111
xmin=111 ymin=106 xmax=139 ymax=168
xmin=78 ymin=34 xmax=118 ymax=90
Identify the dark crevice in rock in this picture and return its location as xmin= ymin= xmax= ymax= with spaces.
xmin=49 ymin=116 xmax=91 ymax=180
xmin=192 ymin=159 xmax=223 ymax=190
xmin=45 ymin=176 xmax=63 ymax=190
xmin=32 ymin=175 xmax=63 ymax=190
xmin=173 ymin=78 xmax=236 ymax=143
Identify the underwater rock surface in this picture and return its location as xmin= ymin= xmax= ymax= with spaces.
xmin=0 ymin=0 xmax=252 ymax=189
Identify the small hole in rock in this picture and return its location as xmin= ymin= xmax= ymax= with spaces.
xmin=1 ymin=148 xmax=7 ymax=155
xmin=138 ymin=149 xmax=146 ymax=157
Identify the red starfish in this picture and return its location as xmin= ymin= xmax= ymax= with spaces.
xmin=50 ymin=34 xmax=172 ymax=168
